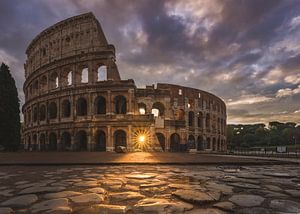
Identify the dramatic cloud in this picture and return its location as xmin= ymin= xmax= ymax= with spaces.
xmin=0 ymin=0 xmax=299 ymax=124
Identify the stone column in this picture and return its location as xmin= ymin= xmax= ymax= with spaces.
xmin=128 ymin=125 xmax=132 ymax=151
xmin=107 ymin=90 xmax=112 ymax=115
xmin=128 ymin=89 xmax=134 ymax=115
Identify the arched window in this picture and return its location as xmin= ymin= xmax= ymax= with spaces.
xmin=207 ymin=138 xmax=211 ymax=149
xmin=39 ymin=133 xmax=46 ymax=151
xmin=95 ymin=96 xmax=106 ymax=114
xmin=49 ymin=132 xmax=57 ymax=151
xmin=151 ymin=102 xmax=165 ymax=117
xmin=212 ymin=138 xmax=216 ymax=151
xmin=81 ymin=67 xmax=88 ymax=83
xmin=39 ymin=105 xmax=46 ymax=121
xmin=198 ymin=112 xmax=203 ymax=128
xmin=77 ymin=98 xmax=87 ymax=116
xmin=50 ymin=72 xmax=59 ymax=89
xmin=97 ymin=66 xmax=107 ymax=81
xmin=32 ymin=134 xmax=38 ymax=151
xmin=206 ymin=113 xmax=210 ymax=129
xmin=62 ymin=100 xmax=71 ymax=118
xmin=197 ymin=136 xmax=204 ymax=151
xmin=138 ymin=103 xmax=146 ymax=115
xmin=170 ymin=133 xmax=180 ymax=152
xmin=33 ymin=107 xmax=38 ymax=122
xmin=48 ymin=102 xmax=57 ymax=119
xmin=188 ymin=111 xmax=194 ymax=126
xmin=40 ymin=75 xmax=47 ymax=91
xmin=177 ymin=109 xmax=185 ymax=120
xmin=114 ymin=95 xmax=127 ymax=114
xmin=114 ymin=130 xmax=127 ymax=150
xmin=28 ymin=109 xmax=31 ymax=124
xmin=33 ymin=80 xmax=39 ymax=95
xmin=96 ymin=130 xmax=106 ymax=151
xmin=188 ymin=135 xmax=196 ymax=149
xmin=75 ymin=130 xmax=88 ymax=151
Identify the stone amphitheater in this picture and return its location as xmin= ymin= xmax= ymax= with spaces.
xmin=22 ymin=12 xmax=227 ymax=152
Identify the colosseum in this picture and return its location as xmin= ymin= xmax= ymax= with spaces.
xmin=22 ymin=12 xmax=227 ymax=152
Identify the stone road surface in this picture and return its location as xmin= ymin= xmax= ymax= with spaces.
xmin=0 ymin=164 xmax=299 ymax=213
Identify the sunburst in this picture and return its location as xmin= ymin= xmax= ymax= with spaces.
xmin=132 ymin=128 xmax=152 ymax=151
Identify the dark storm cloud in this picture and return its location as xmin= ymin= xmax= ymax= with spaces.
xmin=0 ymin=0 xmax=299 ymax=123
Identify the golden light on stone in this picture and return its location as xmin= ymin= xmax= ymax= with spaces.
xmin=132 ymin=128 xmax=152 ymax=151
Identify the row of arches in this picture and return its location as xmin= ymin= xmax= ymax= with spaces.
xmin=26 ymin=130 xmax=128 ymax=152
xmin=25 ymin=95 xmax=126 ymax=124
xmin=26 ymin=65 xmax=108 ymax=98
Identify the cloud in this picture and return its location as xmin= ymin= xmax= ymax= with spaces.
xmin=226 ymin=94 xmax=273 ymax=106
xmin=276 ymin=85 xmax=300 ymax=98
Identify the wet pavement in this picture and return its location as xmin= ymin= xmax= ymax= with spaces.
xmin=0 ymin=165 xmax=299 ymax=213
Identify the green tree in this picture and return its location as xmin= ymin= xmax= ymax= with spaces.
xmin=0 ymin=63 xmax=21 ymax=150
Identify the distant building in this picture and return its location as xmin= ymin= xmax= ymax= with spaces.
xmin=22 ymin=13 xmax=227 ymax=152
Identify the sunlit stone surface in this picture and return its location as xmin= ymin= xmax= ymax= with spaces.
xmin=0 ymin=165 xmax=299 ymax=213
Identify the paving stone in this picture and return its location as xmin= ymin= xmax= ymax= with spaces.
xmin=30 ymin=198 xmax=69 ymax=213
xmin=227 ymin=182 xmax=261 ymax=189
xmin=80 ymin=204 xmax=130 ymax=214
xmin=44 ymin=206 xmax=72 ymax=213
xmin=265 ymin=185 xmax=282 ymax=192
xmin=125 ymin=173 xmax=157 ymax=179
xmin=1 ymin=194 xmax=38 ymax=207
xmin=86 ymin=187 xmax=107 ymax=194
xmin=140 ymin=181 xmax=167 ymax=188
xmin=134 ymin=198 xmax=193 ymax=213
xmin=19 ymin=186 xmax=65 ymax=195
xmin=270 ymin=199 xmax=300 ymax=213
xmin=122 ymin=184 xmax=140 ymax=191
xmin=205 ymin=182 xmax=233 ymax=195
xmin=285 ymin=189 xmax=300 ymax=197
xmin=213 ymin=201 xmax=235 ymax=211
xmin=238 ymin=207 xmax=271 ymax=214
xmin=110 ymin=191 xmax=145 ymax=201
xmin=185 ymin=208 xmax=226 ymax=214
xmin=263 ymin=172 xmax=296 ymax=178
xmin=0 ymin=207 xmax=14 ymax=214
xmin=172 ymin=189 xmax=216 ymax=205
xmin=70 ymin=193 xmax=104 ymax=204
xmin=73 ymin=181 xmax=98 ymax=187
xmin=0 ymin=189 xmax=14 ymax=197
xmin=229 ymin=194 xmax=265 ymax=207
xmin=44 ymin=191 xmax=82 ymax=199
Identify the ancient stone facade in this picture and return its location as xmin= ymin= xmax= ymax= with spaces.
xmin=22 ymin=12 xmax=227 ymax=152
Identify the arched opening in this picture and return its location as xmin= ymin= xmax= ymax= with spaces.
xmin=170 ymin=133 xmax=180 ymax=152
xmin=95 ymin=96 xmax=106 ymax=114
xmin=188 ymin=111 xmax=194 ymax=126
xmin=49 ymin=132 xmax=57 ymax=151
xmin=207 ymin=138 xmax=211 ymax=149
xmin=96 ymin=130 xmax=106 ymax=151
xmin=77 ymin=98 xmax=88 ymax=116
xmin=97 ymin=66 xmax=107 ymax=81
xmin=114 ymin=95 xmax=127 ymax=114
xmin=62 ymin=100 xmax=71 ymax=118
xmin=48 ymin=102 xmax=57 ymax=119
xmin=39 ymin=133 xmax=46 ymax=151
xmin=152 ymin=102 xmax=165 ymax=117
xmin=32 ymin=134 xmax=38 ymax=151
xmin=81 ymin=67 xmax=88 ymax=83
xmin=27 ymin=135 xmax=31 ymax=151
xmin=67 ymin=71 xmax=72 ymax=86
xmin=39 ymin=105 xmax=46 ymax=121
xmin=217 ymin=138 xmax=221 ymax=151
xmin=156 ymin=133 xmax=165 ymax=151
xmin=114 ymin=130 xmax=127 ymax=150
xmin=197 ymin=136 xmax=204 ymax=151
xmin=28 ymin=110 xmax=31 ymax=124
xmin=197 ymin=112 xmax=203 ymax=128
xmin=33 ymin=80 xmax=39 ymax=95
xmin=212 ymin=138 xmax=216 ymax=151
xmin=40 ymin=75 xmax=47 ymax=91
xmin=177 ymin=109 xmax=185 ymax=120
xmin=188 ymin=135 xmax=196 ymax=149
xmin=50 ymin=72 xmax=59 ymax=89
xmin=33 ymin=107 xmax=38 ymax=122
xmin=75 ymin=131 xmax=88 ymax=151
xmin=206 ymin=113 xmax=210 ymax=130
xmin=61 ymin=132 xmax=72 ymax=151
xmin=138 ymin=103 xmax=147 ymax=115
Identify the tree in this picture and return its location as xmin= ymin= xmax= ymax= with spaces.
xmin=0 ymin=63 xmax=21 ymax=150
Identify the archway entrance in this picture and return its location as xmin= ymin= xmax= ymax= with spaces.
xmin=75 ymin=131 xmax=88 ymax=151
xmin=188 ymin=135 xmax=196 ymax=150
xmin=156 ymin=133 xmax=165 ymax=151
xmin=197 ymin=136 xmax=204 ymax=151
xmin=96 ymin=130 xmax=106 ymax=151
xmin=49 ymin=133 xmax=57 ymax=151
xmin=114 ymin=130 xmax=127 ymax=150
xmin=170 ymin=133 xmax=180 ymax=152
xmin=61 ymin=132 xmax=72 ymax=151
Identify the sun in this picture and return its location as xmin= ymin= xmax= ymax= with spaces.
xmin=132 ymin=128 xmax=152 ymax=151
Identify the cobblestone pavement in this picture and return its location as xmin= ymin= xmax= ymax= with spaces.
xmin=0 ymin=165 xmax=299 ymax=213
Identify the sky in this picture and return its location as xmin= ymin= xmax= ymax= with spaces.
xmin=0 ymin=0 xmax=300 ymax=124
